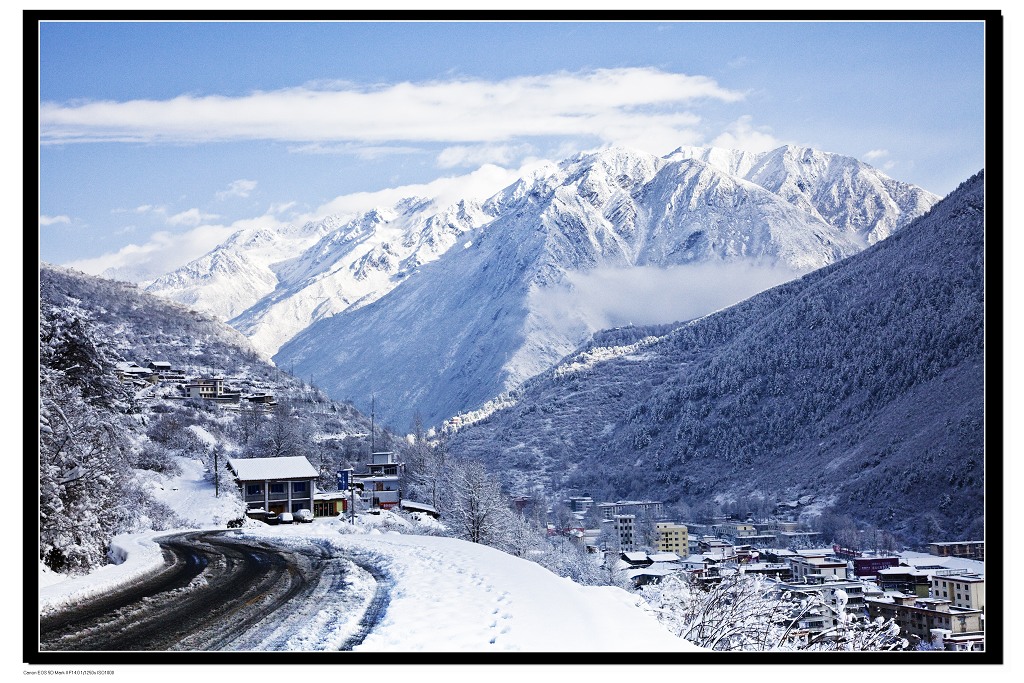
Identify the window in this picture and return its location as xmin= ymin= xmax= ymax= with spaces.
xmin=293 ymin=481 xmax=307 ymax=493
xmin=270 ymin=483 xmax=285 ymax=494
xmin=246 ymin=484 xmax=261 ymax=496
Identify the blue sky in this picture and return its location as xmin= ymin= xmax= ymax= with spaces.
xmin=36 ymin=19 xmax=989 ymax=282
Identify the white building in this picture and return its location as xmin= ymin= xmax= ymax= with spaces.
xmin=353 ymin=451 xmax=404 ymax=510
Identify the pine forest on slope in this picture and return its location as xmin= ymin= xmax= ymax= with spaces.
xmin=443 ymin=171 xmax=986 ymax=547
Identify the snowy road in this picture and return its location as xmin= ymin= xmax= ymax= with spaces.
xmin=39 ymin=531 xmax=383 ymax=652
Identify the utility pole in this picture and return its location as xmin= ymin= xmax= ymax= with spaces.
xmin=213 ymin=446 xmax=219 ymax=498
xmin=370 ymin=394 xmax=376 ymax=455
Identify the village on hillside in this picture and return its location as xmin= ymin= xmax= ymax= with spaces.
xmin=115 ymin=359 xmax=279 ymax=408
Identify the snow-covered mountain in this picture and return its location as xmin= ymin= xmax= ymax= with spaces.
xmin=269 ymin=146 xmax=938 ymax=429
xmin=667 ymin=144 xmax=936 ymax=243
xmin=146 ymin=218 xmax=337 ymax=323
xmin=229 ymin=197 xmax=499 ymax=357
xmin=142 ymin=145 xmax=937 ymax=428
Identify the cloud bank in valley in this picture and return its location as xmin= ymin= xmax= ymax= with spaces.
xmin=532 ymin=263 xmax=806 ymax=336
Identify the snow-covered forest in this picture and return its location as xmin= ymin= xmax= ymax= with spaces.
xmin=38 ymin=265 xmax=384 ymax=572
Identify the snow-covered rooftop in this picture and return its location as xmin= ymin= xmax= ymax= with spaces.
xmin=648 ymin=552 xmax=682 ymax=563
xmin=227 ymin=456 xmax=318 ymax=480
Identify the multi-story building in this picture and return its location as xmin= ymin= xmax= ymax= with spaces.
xmin=183 ymin=376 xmax=241 ymax=403
xmin=227 ymin=455 xmax=318 ymax=516
xmin=613 ymin=514 xmax=637 ymax=551
xmin=734 ymin=524 xmax=757 ymax=538
xmin=930 ymin=571 xmax=985 ymax=611
xmin=876 ymin=566 xmax=934 ymax=597
xmin=788 ymin=555 xmax=849 ymax=583
xmin=353 ymin=451 xmax=404 ymax=510
xmin=866 ymin=595 xmax=984 ymax=648
xmin=567 ymin=496 xmax=594 ymax=513
xmin=851 ymin=555 xmax=901 ymax=579
xmin=697 ymin=536 xmax=735 ymax=559
xmin=596 ymin=500 xmax=664 ymax=521
xmin=146 ymin=360 xmax=186 ymax=381
xmin=655 ymin=522 xmax=689 ymax=556
xmin=928 ymin=541 xmax=984 ymax=561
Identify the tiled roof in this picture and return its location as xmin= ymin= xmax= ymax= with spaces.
xmin=227 ymin=456 xmax=318 ymax=481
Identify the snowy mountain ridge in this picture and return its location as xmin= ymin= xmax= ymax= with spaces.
xmin=668 ymin=144 xmax=936 ymax=243
xmin=274 ymin=145 xmax=937 ymax=428
xmin=147 ymin=195 xmax=499 ymax=357
xmin=144 ymin=144 xmax=938 ymax=428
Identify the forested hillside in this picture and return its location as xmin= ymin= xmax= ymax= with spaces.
xmin=37 ymin=265 xmax=390 ymax=574
xmin=446 ymin=171 xmax=987 ymax=547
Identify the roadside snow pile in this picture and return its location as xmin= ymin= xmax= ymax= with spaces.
xmin=39 ymin=532 xmax=169 ymax=618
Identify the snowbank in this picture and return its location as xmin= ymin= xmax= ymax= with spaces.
xmin=235 ymin=518 xmax=698 ymax=652
xmin=39 ymin=531 xmax=171 ymax=618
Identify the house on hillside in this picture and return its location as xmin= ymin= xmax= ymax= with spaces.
xmin=184 ymin=376 xmax=241 ymax=403
xmin=115 ymin=361 xmax=159 ymax=385
xmin=146 ymin=360 xmax=186 ymax=381
xmin=227 ymin=455 xmax=318 ymax=516
xmin=352 ymin=451 xmax=404 ymax=510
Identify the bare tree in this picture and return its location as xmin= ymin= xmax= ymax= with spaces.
xmin=439 ymin=459 xmax=511 ymax=545
xmin=643 ymin=572 xmax=908 ymax=651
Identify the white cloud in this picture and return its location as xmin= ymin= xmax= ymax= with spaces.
xmin=166 ymin=208 xmax=220 ymax=226
xmin=39 ymin=68 xmax=743 ymax=153
xmin=268 ymin=201 xmax=298 ymax=215
xmin=288 ymin=142 xmax=424 ymax=159
xmin=39 ymin=214 xmax=70 ymax=226
xmin=308 ymin=161 xmax=553 ymax=220
xmin=216 ymin=179 xmax=258 ymax=200
xmin=711 ymin=115 xmax=787 ymax=153
xmin=864 ymin=149 xmax=890 ymax=161
xmin=65 ymin=223 xmax=239 ymax=284
xmin=436 ymin=143 xmax=534 ymax=169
